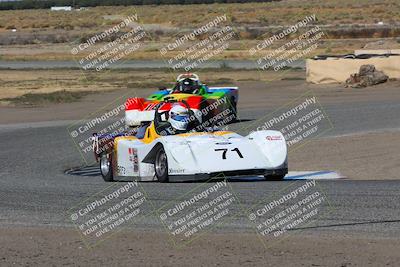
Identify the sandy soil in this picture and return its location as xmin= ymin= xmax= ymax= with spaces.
xmin=0 ymin=69 xmax=305 ymax=101
xmin=1 ymin=226 xmax=399 ymax=266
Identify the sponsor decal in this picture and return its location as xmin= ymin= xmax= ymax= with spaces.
xmin=266 ymin=135 xmax=282 ymax=141
xmin=215 ymin=142 xmax=232 ymax=145
xmin=128 ymin=148 xmax=139 ymax=173
xmin=117 ymin=165 xmax=126 ymax=175
xmin=169 ymin=168 xmax=186 ymax=174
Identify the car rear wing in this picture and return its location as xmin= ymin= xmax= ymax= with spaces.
xmin=208 ymin=86 xmax=239 ymax=91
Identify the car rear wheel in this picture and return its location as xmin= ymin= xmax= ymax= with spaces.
xmin=100 ymin=153 xmax=114 ymax=182
xmin=155 ymin=147 xmax=169 ymax=183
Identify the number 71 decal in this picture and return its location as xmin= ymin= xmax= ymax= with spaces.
xmin=214 ymin=148 xmax=244 ymax=159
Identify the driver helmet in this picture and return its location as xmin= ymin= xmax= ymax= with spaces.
xmin=168 ymin=104 xmax=190 ymax=131
xmin=175 ymin=73 xmax=200 ymax=93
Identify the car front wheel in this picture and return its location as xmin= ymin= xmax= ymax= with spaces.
xmin=154 ymin=147 xmax=169 ymax=183
xmin=100 ymin=153 xmax=114 ymax=182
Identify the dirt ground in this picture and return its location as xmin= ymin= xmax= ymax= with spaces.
xmin=1 ymin=226 xmax=399 ymax=266
xmin=0 ymin=69 xmax=304 ymax=101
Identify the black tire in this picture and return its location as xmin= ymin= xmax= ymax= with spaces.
xmin=264 ymin=174 xmax=285 ymax=181
xmin=100 ymin=153 xmax=114 ymax=182
xmin=154 ymin=147 xmax=169 ymax=183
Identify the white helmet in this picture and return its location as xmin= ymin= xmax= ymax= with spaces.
xmin=168 ymin=104 xmax=190 ymax=131
xmin=176 ymin=73 xmax=200 ymax=83
xmin=175 ymin=73 xmax=200 ymax=93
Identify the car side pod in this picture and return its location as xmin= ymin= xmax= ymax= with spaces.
xmin=247 ymin=130 xmax=288 ymax=180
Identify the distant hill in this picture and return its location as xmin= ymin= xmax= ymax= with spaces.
xmin=0 ymin=0 xmax=280 ymax=10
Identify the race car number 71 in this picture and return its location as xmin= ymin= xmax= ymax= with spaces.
xmin=214 ymin=148 xmax=244 ymax=159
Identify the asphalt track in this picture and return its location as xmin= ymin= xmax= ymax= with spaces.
xmin=1 ymin=97 xmax=399 ymax=239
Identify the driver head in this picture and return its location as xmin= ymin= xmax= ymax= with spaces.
xmin=176 ymin=73 xmax=199 ymax=83
xmin=180 ymin=78 xmax=198 ymax=93
xmin=168 ymin=104 xmax=190 ymax=131
xmin=176 ymin=73 xmax=200 ymax=93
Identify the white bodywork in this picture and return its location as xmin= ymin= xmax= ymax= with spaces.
xmin=125 ymin=110 xmax=155 ymax=127
xmin=125 ymin=108 xmax=203 ymax=127
xmin=113 ymin=130 xmax=287 ymax=181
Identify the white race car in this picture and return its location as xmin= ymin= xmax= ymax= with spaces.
xmin=93 ymin=101 xmax=288 ymax=182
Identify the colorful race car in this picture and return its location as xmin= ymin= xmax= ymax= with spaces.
xmin=93 ymin=100 xmax=288 ymax=183
xmin=125 ymin=73 xmax=238 ymax=127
